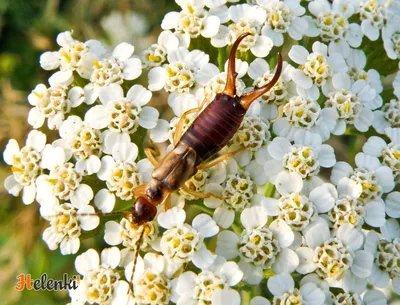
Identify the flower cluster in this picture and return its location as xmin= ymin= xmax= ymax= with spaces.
xmin=3 ymin=0 xmax=400 ymax=304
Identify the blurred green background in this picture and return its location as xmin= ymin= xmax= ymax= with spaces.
xmin=0 ymin=0 xmax=399 ymax=304
xmin=0 ymin=1 xmax=176 ymax=304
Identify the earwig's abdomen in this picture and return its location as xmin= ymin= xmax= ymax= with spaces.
xmin=179 ymin=93 xmax=246 ymax=164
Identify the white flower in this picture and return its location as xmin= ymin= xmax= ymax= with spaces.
xmin=204 ymin=159 xmax=268 ymax=228
xmin=363 ymin=128 xmax=400 ymax=182
xmin=324 ymin=72 xmax=376 ymax=135
xmin=334 ymin=290 xmax=387 ymax=305
xmin=97 ymin=141 xmax=154 ymax=203
xmin=308 ymin=0 xmax=363 ymax=48
xmin=358 ymin=0 xmax=389 ymax=41
xmin=211 ymin=4 xmax=274 ymax=57
xmin=296 ymin=218 xmax=373 ymax=288
xmin=331 ymin=153 xmax=395 ymax=201
xmin=84 ymin=42 xmax=142 ymax=104
xmin=70 ymin=247 xmax=129 ymax=305
xmin=84 ymin=83 xmax=158 ymax=150
xmin=273 ymin=95 xmax=338 ymax=141
xmin=383 ymin=17 xmax=400 ymax=59
xmin=373 ymin=98 xmax=400 ymax=133
xmin=104 ymin=218 xmax=159 ymax=251
xmin=40 ymin=31 xmax=107 ymax=79
xmin=265 ymin=136 xmax=336 ymax=194
xmin=141 ymin=30 xmax=181 ymax=69
xmin=27 ymin=80 xmax=84 ymax=130
xmin=262 ymin=183 xmax=338 ymax=231
xmin=41 ymin=202 xmax=99 ymax=255
xmin=3 ymin=130 xmax=46 ymax=204
xmin=173 ymin=256 xmax=243 ymax=305
xmin=365 ymin=218 xmax=400 ymax=294
xmin=148 ymin=47 xmax=209 ymax=93
xmin=59 ymin=115 xmax=103 ymax=175
xmin=288 ymin=41 xmax=347 ymax=98
xmin=258 ymin=0 xmax=309 ymax=46
xmin=161 ymin=0 xmax=221 ymax=41
xmin=124 ymin=252 xmax=178 ymax=305
xmin=157 ymin=207 xmax=219 ymax=269
xmin=267 ymin=274 xmax=325 ymax=305
xmin=179 ymin=163 xmax=227 ymax=200
xmin=36 ymin=144 xmax=93 ymax=209
xmin=216 ymin=206 xmax=299 ymax=284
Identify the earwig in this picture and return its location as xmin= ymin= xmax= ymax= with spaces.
xmin=132 ymin=33 xmax=283 ymax=226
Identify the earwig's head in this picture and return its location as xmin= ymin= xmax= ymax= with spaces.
xmin=132 ymin=197 xmax=157 ymax=225
xmin=223 ymin=32 xmax=283 ymax=110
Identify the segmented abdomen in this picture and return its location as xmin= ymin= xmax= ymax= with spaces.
xmin=179 ymin=93 xmax=246 ymax=164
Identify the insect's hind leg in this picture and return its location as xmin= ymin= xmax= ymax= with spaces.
xmin=144 ymin=148 xmax=160 ymax=167
xmin=197 ymin=147 xmax=246 ymax=170
xmin=181 ymin=185 xmax=224 ymax=200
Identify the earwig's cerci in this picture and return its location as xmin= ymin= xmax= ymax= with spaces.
xmin=132 ymin=33 xmax=283 ymax=225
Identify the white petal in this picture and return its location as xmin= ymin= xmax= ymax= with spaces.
xmin=112 ymin=142 xmax=138 ymax=163
xmin=260 ymin=198 xmax=280 ymax=216
xmin=291 ymin=69 xmax=312 ymax=89
xmin=157 ymin=207 xmax=186 ymax=229
xmin=22 ymin=184 xmax=36 ymax=205
xmin=355 ymin=152 xmax=380 ymax=171
xmin=3 ymin=139 xmax=19 ymax=165
xmin=75 ymin=155 xmax=101 ymax=175
xmin=161 ymin=11 xmax=179 ymax=29
xmin=148 ymin=67 xmax=167 ymax=91
xmin=300 ymin=283 xmax=325 ymax=305
xmin=84 ymin=105 xmax=109 ymax=129
xmin=70 ymin=184 xmax=93 ymax=209
xmin=241 ymin=207 xmax=267 ymax=229
xmin=213 ymin=207 xmax=235 ymax=229
xmin=369 ymin=264 xmax=390 ymax=288
xmin=337 ymin=224 xmax=364 ymax=251
xmin=250 ymin=297 xmax=271 ymax=305
xmin=304 ymin=218 xmax=330 ymax=248
xmin=94 ymin=189 xmax=116 ymax=213
xmin=363 ymin=290 xmax=387 ymax=305
xmin=381 ymin=218 xmax=400 ymax=241
xmin=273 ymin=248 xmax=299 ymax=274
xmin=48 ymin=70 xmax=73 ymax=87
xmin=104 ymin=221 xmax=123 ymax=245
xmin=270 ymin=219 xmax=294 ymax=248
xmin=268 ymin=137 xmax=292 ymax=161
xmin=192 ymin=214 xmax=219 ymax=238
xmin=220 ymin=261 xmax=243 ymax=286
xmin=331 ymin=162 xmax=353 ymax=185
xmin=139 ymin=106 xmax=159 ymax=129
xmin=268 ymin=274 xmax=295 ymax=296
xmin=127 ymin=84 xmax=152 ymax=107
xmin=351 ymin=250 xmax=374 ymax=278
xmin=289 ymin=45 xmax=309 ymax=64
xmin=296 ymin=247 xmax=317 ymax=274
xmin=122 ymin=58 xmax=142 ymax=80
xmin=98 ymin=84 xmax=124 ymax=105
xmin=201 ymin=15 xmax=220 ymax=38
xmin=251 ymin=36 xmax=273 ymax=58
xmin=238 ymin=260 xmax=263 ymax=285
xmin=275 ymin=172 xmax=303 ymax=195
xmin=216 ymin=230 xmax=239 ymax=259
xmin=212 ymin=288 xmax=240 ymax=305
xmin=385 ymin=192 xmax=400 ymax=218
xmin=75 ymin=249 xmax=100 ymax=275
xmin=101 ymin=247 xmax=120 ymax=269
xmin=78 ymin=205 xmax=100 ymax=231
xmin=365 ymin=200 xmax=386 ymax=227
xmin=26 ymin=130 xmax=46 ymax=152
xmin=112 ymin=42 xmax=134 ymax=62
xmin=375 ymin=166 xmax=395 ymax=193
xmin=192 ymin=245 xmax=216 ymax=269
xmin=4 ymin=175 xmax=23 ymax=196
xmin=28 ymin=107 xmax=45 ymax=129
xmin=309 ymin=183 xmax=337 ymax=213
xmin=40 ymin=51 xmax=60 ymax=70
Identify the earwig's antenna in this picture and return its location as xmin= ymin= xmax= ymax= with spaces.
xmin=223 ymin=33 xmax=251 ymax=97
xmin=126 ymin=226 xmax=145 ymax=305
xmin=239 ymin=53 xmax=283 ymax=110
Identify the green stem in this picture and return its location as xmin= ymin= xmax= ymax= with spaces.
xmin=218 ymin=48 xmax=227 ymax=72
xmin=264 ymin=182 xmax=275 ymax=198
xmin=240 ymin=288 xmax=252 ymax=305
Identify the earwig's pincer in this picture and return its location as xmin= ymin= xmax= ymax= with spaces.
xmin=239 ymin=52 xmax=283 ymax=109
xmin=223 ymin=33 xmax=251 ymax=97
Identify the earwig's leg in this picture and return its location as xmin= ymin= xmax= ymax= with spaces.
xmin=164 ymin=194 xmax=171 ymax=212
xmin=133 ymin=184 xmax=148 ymax=197
xmin=271 ymin=104 xmax=284 ymax=123
xmin=144 ymin=148 xmax=160 ymax=167
xmin=197 ymin=147 xmax=246 ymax=170
xmin=181 ymin=185 xmax=224 ymax=200
xmin=44 ymin=210 xmax=130 ymax=219
xmin=173 ymin=93 xmax=209 ymax=145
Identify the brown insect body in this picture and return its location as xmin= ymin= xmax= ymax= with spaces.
xmin=132 ymin=33 xmax=283 ymax=225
